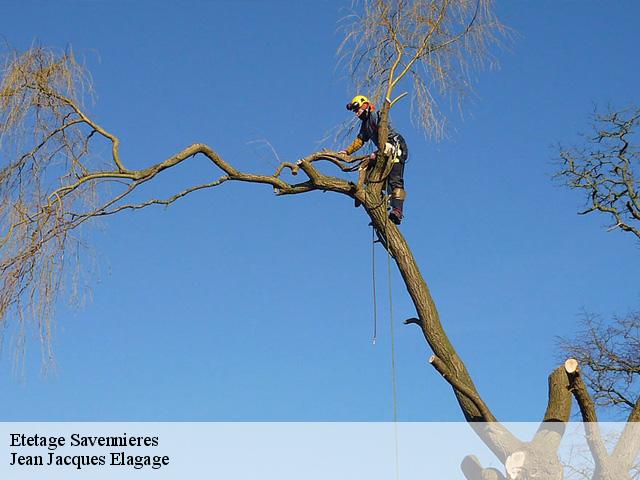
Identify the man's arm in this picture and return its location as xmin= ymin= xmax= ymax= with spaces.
xmin=340 ymin=137 xmax=364 ymax=155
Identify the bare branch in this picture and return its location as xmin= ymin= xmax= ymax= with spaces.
xmin=556 ymin=106 xmax=640 ymax=241
xmin=96 ymin=177 xmax=231 ymax=216
xmin=0 ymin=46 xmax=365 ymax=362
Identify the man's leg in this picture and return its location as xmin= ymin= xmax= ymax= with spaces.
xmin=388 ymin=161 xmax=406 ymax=224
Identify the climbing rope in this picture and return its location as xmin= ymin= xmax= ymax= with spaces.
xmin=370 ymin=196 xmax=400 ymax=480
xmin=372 ymin=224 xmax=378 ymax=345
xmin=385 ymin=211 xmax=401 ymax=480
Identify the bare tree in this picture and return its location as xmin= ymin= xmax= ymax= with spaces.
xmin=554 ymin=107 xmax=640 ymax=479
xmin=556 ymin=106 xmax=640 ymax=241
xmin=559 ymin=312 xmax=639 ymax=418
xmin=0 ymin=2 xmax=637 ymax=480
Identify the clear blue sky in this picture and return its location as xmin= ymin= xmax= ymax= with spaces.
xmin=0 ymin=1 xmax=638 ymax=422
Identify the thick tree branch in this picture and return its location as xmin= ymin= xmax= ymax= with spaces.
xmin=531 ymin=365 xmax=573 ymax=453
xmin=564 ymin=358 xmax=610 ymax=469
xmin=542 ymin=366 xmax=573 ymax=423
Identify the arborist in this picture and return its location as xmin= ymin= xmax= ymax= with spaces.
xmin=339 ymin=95 xmax=408 ymax=225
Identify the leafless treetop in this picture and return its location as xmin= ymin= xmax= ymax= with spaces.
xmin=557 ymin=106 xmax=640 ymax=241
xmin=339 ymin=0 xmax=506 ymax=138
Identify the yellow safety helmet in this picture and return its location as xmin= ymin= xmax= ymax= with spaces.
xmin=346 ymin=95 xmax=374 ymax=112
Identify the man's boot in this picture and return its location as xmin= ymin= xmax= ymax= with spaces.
xmin=389 ymin=188 xmax=406 ymax=225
